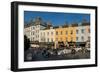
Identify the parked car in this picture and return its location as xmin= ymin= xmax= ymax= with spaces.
xmin=57 ymin=49 xmax=72 ymax=55
xmin=74 ymin=47 xmax=82 ymax=52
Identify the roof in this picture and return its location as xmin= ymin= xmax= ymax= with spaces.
xmin=81 ymin=22 xmax=90 ymax=26
xmin=24 ymin=22 xmax=47 ymax=28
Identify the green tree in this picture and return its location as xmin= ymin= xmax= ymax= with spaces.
xmin=24 ymin=35 xmax=30 ymax=51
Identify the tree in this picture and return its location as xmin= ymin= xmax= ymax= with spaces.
xmin=24 ymin=35 xmax=30 ymax=51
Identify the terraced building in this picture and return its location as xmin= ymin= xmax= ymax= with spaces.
xmin=24 ymin=17 xmax=90 ymax=49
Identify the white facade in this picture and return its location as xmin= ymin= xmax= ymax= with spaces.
xmin=34 ymin=25 xmax=46 ymax=42
xmin=24 ymin=26 xmax=31 ymax=41
xmin=76 ymin=25 xmax=90 ymax=42
xmin=30 ymin=26 xmax=35 ymax=41
xmin=24 ymin=17 xmax=46 ymax=42
xmin=39 ymin=27 xmax=55 ymax=43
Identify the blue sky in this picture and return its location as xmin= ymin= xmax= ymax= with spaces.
xmin=24 ymin=11 xmax=90 ymax=26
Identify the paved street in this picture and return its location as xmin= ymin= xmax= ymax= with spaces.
xmin=24 ymin=48 xmax=90 ymax=61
